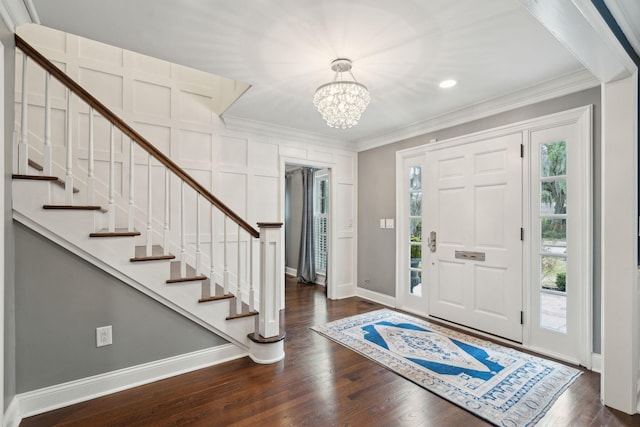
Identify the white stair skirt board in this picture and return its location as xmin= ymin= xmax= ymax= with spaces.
xmin=4 ymin=397 xmax=20 ymax=427
xmin=356 ymin=287 xmax=396 ymax=308
xmin=13 ymin=344 xmax=247 ymax=422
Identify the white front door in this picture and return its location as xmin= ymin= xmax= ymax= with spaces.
xmin=425 ymin=133 xmax=523 ymax=342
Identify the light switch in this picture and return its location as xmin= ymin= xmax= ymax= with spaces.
xmin=386 ymin=219 xmax=395 ymax=229
xmin=380 ymin=219 xmax=386 ymax=229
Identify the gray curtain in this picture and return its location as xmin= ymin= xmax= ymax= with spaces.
xmin=297 ymin=168 xmax=316 ymax=284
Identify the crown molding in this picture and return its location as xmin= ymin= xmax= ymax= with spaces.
xmin=0 ymin=0 xmax=34 ymax=31
xmin=354 ymin=69 xmax=599 ymax=152
xmin=226 ymin=69 xmax=599 ymax=154
xmin=221 ymin=114 xmax=348 ymax=151
xmin=603 ymin=0 xmax=640 ymax=58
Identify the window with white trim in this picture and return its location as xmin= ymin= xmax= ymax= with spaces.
xmin=314 ymin=170 xmax=329 ymax=274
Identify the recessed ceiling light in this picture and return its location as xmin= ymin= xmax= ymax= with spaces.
xmin=439 ymin=79 xmax=457 ymax=89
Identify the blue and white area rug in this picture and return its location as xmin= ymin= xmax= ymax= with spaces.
xmin=311 ymin=309 xmax=581 ymax=427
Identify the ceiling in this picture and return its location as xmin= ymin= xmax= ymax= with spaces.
xmin=29 ymin=0 xmax=597 ymax=148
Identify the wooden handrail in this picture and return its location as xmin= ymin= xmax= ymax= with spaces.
xmin=15 ymin=34 xmax=260 ymax=238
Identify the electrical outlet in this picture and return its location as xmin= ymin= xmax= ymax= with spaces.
xmin=96 ymin=325 xmax=112 ymax=347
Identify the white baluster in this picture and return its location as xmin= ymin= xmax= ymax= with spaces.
xmin=43 ymin=71 xmax=52 ymax=176
xmin=18 ymin=53 xmax=28 ymax=175
xmin=210 ymin=205 xmax=217 ymax=295
xmin=180 ymin=181 xmax=186 ymax=278
xmin=249 ymin=236 xmax=255 ymax=312
xmin=146 ymin=153 xmax=153 ymax=256
xmin=108 ymin=124 xmax=115 ymax=231
xmin=87 ymin=108 xmax=95 ymax=206
xmin=195 ymin=193 xmax=202 ymax=275
xmin=223 ymin=216 xmax=229 ymax=295
xmin=163 ymin=169 xmax=170 ymax=255
xmin=128 ymin=138 xmax=135 ymax=232
xmin=236 ymin=226 xmax=242 ymax=314
xmin=65 ymin=88 xmax=73 ymax=205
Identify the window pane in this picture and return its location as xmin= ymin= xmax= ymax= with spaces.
xmin=410 ymin=218 xmax=422 ymax=241
xmin=541 ymin=219 xmax=567 ymax=254
xmin=410 ymin=269 xmax=422 ymax=296
xmin=410 ymin=192 xmax=422 ymax=216
xmin=540 ymin=141 xmax=566 ymax=177
xmin=409 ymin=166 xmax=422 ymax=190
xmin=314 ymin=216 xmax=327 ymax=273
xmin=320 ymin=180 xmax=328 ymax=214
xmin=410 ymin=243 xmax=422 ymax=264
xmin=540 ymin=256 xmax=566 ymax=292
xmin=541 ymin=179 xmax=567 ymax=214
xmin=540 ymin=292 xmax=567 ymax=333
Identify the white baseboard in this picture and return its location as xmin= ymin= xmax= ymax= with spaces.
xmin=591 ymin=353 xmax=601 ymax=373
xmin=3 ymin=396 xmax=20 ymax=427
xmin=285 ymin=266 xmax=297 ymax=277
xmin=285 ymin=268 xmax=326 ymax=286
xmin=14 ymin=344 xmax=246 ymax=420
xmin=356 ymin=287 xmax=396 ymax=307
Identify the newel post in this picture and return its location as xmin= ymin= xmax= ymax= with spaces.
xmin=247 ymin=222 xmax=285 ymax=364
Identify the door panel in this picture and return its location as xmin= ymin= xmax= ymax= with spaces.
xmin=438 ymin=260 xmax=465 ymax=307
xmin=426 ymin=133 xmax=523 ymax=342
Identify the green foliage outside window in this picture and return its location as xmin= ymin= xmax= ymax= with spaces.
xmin=556 ymin=272 xmax=566 ymax=292
xmin=410 ymin=236 xmax=421 ymax=260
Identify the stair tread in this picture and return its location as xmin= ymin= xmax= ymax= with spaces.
xmin=28 ymin=159 xmax=44 ymax=171
xmin=199 ymin=293 xmax=235 ymax=303
xmin=130 ymin=254 xmax=175 ymax=262
xmin=166 ymin=275 xmax=207 ymax=284
xmin=226 ymin=311 xmax=258 ymax=320
xmin=44 ymin=204 xmax=102 ymax=210
xmin=13 ymin=174 xmax=58 ymax=181
xmin=90 ymin=229 xmax=141 ymax=237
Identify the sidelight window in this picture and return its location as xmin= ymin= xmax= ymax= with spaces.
xmin=408 ymin=165 xmax=422 ymax=296
xmin=538 ymin=141 xmax=567 ymax=333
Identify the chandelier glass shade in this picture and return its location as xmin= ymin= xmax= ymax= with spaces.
xmin=313 ymin=58 xmax=370 ymax=129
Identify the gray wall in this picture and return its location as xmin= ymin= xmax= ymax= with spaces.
xmin=14 ymin=222 xmax=228 ymax=393
xmin=3 ymin=23 xmax=16 ymax=411
xmin=285 ymin=170 xmax=303 ymax=272
xmin=358 ymin=87 xmax=602 ymax=353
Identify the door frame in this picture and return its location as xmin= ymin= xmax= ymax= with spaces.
xmin=280 ymin=156 xmax=336 ymax=303
xmin=395 ymin=105 xmax=592 ymax=367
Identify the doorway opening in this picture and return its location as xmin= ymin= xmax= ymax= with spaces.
xmin=284 ymin=164 xmax=330 ymax=294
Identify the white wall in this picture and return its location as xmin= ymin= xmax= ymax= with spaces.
xmin=15 ymin=24 xmax=358 ymax=300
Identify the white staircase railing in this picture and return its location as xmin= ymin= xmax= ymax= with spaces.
xmin=13 ymin=34 xmax=284 ymax=363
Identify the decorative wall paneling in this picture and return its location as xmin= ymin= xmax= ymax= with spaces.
xmin=16 ymin=25 xmax=358 ymax=302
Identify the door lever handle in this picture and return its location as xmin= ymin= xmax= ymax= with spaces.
xmin=428 ymin=231 xmax=436 ymax=252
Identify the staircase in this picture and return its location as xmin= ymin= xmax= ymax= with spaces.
xmin=12 ymin=35 xmax=285 ymax=364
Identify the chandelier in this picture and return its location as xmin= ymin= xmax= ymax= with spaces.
xmin=313 ymin=58 xmax=370 ymax=129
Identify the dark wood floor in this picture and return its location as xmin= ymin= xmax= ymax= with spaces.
xmin=21 ymin=276 xmax=640 ymax=426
